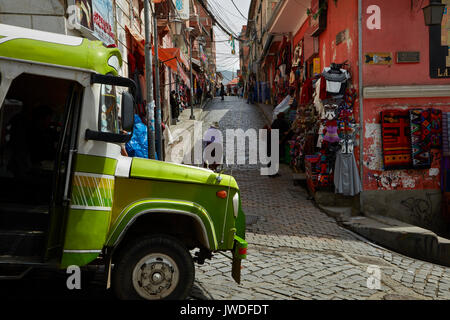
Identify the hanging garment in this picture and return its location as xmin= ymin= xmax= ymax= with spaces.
xmin=289 ymin=70 xmax=296 ymax=85
xmin=317 ymin=124 xmax=325 ymax=148
xmin=381 ymin=110 xmax=412 ymax=170
xmin=314 ymin=78 xmax=325 ymax=118
xmin=322 ymin=67 xmax=350 ymax=94
xmin=334 ymin=151 xmax=362 ymax=196
xmin=300 ymin=78 xmax=314 ymax=105
xmin=323 ymin=120 xmax=340 ymax=143
xmin=409 ymin=109 xmax=431 ymax=169
xmin=319 ymin=76 xmax=328 ymax=100
xmin=279 ymin=64 xmax=287 ymax=78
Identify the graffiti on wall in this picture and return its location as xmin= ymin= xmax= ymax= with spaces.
xmin=400 ymin=192 xmax=441 ymax=226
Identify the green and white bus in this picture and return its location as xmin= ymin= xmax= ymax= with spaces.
xmin=0 ymin=23 xmax=247 ymax=300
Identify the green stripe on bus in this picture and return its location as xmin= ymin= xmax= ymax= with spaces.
xmin=75 ymin=154 xmax=117 ymax=176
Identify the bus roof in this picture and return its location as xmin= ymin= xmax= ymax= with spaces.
xmin=0 ymin=24 xmax=122 ymax=76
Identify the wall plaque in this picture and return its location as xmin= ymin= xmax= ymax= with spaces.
xmin=397 ymin=51 xmax=420 ymax=63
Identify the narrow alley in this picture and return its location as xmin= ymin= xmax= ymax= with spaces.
xmin=189 ymin=96 xmax=450 ymax=300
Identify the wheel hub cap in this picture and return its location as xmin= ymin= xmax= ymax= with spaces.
xmin=132 ymin=254 xmax=179 ymax=300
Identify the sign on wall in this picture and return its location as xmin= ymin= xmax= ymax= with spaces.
xmin=365 ymin=52 xmax=392 ymax=65
xmin=172 ymin=0 xmax=190 ymax=20
xmin=75 ymin=0 xmax=93 ymax=30
xmin=430 ymin=0 xmax=450 ymax=78
xmin=92 ymin=0 xmax=115 ymax=45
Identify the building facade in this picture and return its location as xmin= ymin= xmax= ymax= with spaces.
xmin=0 ymin=0 xmax=217 ymax=159
xmin=244 ymin=0 xmax=450 ymax=236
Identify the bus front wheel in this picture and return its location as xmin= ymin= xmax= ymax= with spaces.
xmin=112 ymin=235 xmax=195 ymax=300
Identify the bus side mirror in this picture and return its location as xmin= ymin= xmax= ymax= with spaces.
xmin=122 ymin=92 xmax=134 ymax=132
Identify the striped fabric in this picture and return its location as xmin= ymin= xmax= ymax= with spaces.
xmin=443 ymin=112 xmax=450 ymax=157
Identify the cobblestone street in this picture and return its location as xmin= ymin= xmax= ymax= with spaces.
xmin=189 ymin=96 xmax=450 ymax=300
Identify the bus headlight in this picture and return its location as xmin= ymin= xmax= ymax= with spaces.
xmin=232 ymin=193 xmax=239 ymax=218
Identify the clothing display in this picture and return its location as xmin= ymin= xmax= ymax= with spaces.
xmin=286 ymin=60 xmax=361 ymax=195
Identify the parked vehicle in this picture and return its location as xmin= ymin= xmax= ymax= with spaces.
xmin=0 ymin=24 xmax=247 ymax=300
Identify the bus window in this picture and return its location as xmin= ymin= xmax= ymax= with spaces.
xmin=99 ymin=84 xmax=120 ymax=134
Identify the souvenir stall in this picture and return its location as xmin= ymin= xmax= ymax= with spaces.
xmin=288 ymin=57 xmax=362 ymax=198
xmin=273 ymin=36 xmax=292 ymax=105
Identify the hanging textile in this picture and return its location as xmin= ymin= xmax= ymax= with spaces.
xmin=430 ymin=108 xmax=442 ymax=149
xmin=381 ymin=110 xmax=412 ymax=170
xmin=299 ymin=78 xmax=314 ymax=105
xmin=409 ymin=109 xmax=431 ymax=169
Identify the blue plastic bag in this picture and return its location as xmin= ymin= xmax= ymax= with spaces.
xmin=126 ymin=114 xmax=148 ymax=159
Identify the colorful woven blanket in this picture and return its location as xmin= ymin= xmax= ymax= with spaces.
xmin=409 ymin=109 xmax=431 ymax=169
xmin=381 ymin=110 xmax=412 ymax=170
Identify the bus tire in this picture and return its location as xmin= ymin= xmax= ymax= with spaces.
xmin=112 ymin=235 xmax=195 ymax=300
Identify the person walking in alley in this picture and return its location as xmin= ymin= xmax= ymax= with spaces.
xmin=170 ymin=90 xmax=179 ymax=122
xmin=247 ymin=80 xmax=254 ymax=104
xmin=271 ymin=111 xmax=290 ymax=165
xmin=196 ymin=85 xmax=203 ymax=106
xmin=220 ymin=83 xmax=225 ymax=101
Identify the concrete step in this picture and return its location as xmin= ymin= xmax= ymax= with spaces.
xmin=318 ymin=205 xmax=353 ymax=223
xmin=343 ymin=213 xmax=450 ymax=267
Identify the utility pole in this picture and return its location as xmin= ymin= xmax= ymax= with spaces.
xmin=144 ymin=0 xmax=156 ymax=159
xmin=187 ymin=27 xmax=195 ymax=120
xmin=153 ymin=11 xmax=163 ymax=160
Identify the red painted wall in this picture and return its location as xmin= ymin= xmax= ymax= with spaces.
xmin=361 ymin=0 xmax=450 ymax=192
xmin=362 ymin=0 xmax=450 ymax=86
xmin=318 ymin=0 xmax=359 ymax=77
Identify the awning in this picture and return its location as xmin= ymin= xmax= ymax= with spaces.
xmin=152 ymin=46 xmax=191 ymax=88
